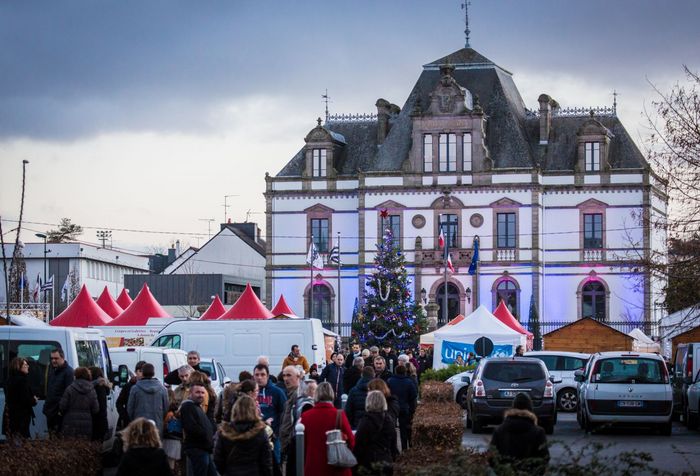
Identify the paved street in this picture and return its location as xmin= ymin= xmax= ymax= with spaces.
xmin=462 ymin=412 xmax=700 ymax=474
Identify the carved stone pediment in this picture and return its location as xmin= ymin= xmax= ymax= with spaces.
xmin=304 ymin=203 xmax=335 ymax=214
xmin=427 ymin=65 xmax=473 ymax=116
xmin=577 ymin=198 xmax=608 ymax=209
xmin=375 ymin=200 xmax=406 ymax=210
xmin=430 ymin=195 xmax=465 ymax=210
xmin=304 ymin=125 xmax=333 ymax=143
xmin=489 ymin=197 xmax=522 ymax=208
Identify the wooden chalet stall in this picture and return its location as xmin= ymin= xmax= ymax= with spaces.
xmin=671 ymin=324 xmax=700 ymax=357
xmin=543 ymin=317 xmax=633 ymax=353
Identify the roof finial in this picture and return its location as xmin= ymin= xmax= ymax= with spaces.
xmin=461 ymin=0 xmax=471 ymax=48
xmin=612 ymin=89 xmax=619 ymax=115
xmin=322 ymin=89 xmax=331 ymax=123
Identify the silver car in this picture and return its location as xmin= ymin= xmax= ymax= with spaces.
xmin=447 ymin=370 xmax=475 ymax=408
xmin=525 ymin=351 xmax=590 ymax=412
xmin=576 ymin=351 xmax=673 ymax=435
xmin=198 ymin=358 xmax=229 ymax=395
xmin=686 ymin=368 xmax=700 ymax=430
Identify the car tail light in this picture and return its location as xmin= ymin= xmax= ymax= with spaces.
xmin=474 ymin=380 xmax=486 ymax=397
xmin=544 ymin=380 xmax=554 ymax=398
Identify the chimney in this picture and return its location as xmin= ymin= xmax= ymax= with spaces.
xmin=167 ymin=244 xmax=176 ymax=264
xmin=538 ymin=94 xmax=557 ymax=145
xmin=175 ymin=239 xmax=181 ymax=256
xmin=376 ymin=98 xmax=391 ymax=144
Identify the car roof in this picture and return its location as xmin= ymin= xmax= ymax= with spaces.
xmin=482 ymin=357 xmax=545 ymax=364
xmin=525 ymin=351 xmax=591 ymax=359
xmin=593 ymin=351 xmax=664 ymax=359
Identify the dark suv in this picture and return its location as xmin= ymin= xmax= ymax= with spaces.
xmin=465 ymin=357 xmax=558 ymax=434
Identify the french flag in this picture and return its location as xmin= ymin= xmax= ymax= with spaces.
xmin=438 ymin=227 xmax=445 ymax=249
xmin=446 ymin=253 xmax=455 ymax=274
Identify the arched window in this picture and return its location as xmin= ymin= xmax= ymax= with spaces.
xmin=436 ymin=282 xmax=460 ymax=326
xmin=582 ymin=281 xmax=606 ymax=321
xmin=310 ymin=284 xmax=332 ymax=323
xmin=496 ymin=279 xmax=519 ymax=319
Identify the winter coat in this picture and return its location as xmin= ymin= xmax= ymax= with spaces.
xmin=344 ymin=376 xmax=371 ymax=429
xmin=386 ymin=395 xmax=400 ymax=428
xmin=92 ymin=377 xmax=112 ymax=441
xmin=116 ymin=447 xmax=172 ymax=476
xmin=380 ymin=352 xmax=399 ymax=373
xmin=344 ymin=352 xmax=362 ymax=369
xmin=116 ymin=377 xmax=138 ymax=426
xmin=59 ymin=379 xmax=99 ymax=438
xmin=213 ymin=420 xmax=273 ymax=476
xmin=5 ymin=370 xmax=36 ymax=437
xmin=163 ymin=364 xmax=209 ymax=386
xmin=387 ymin=374 xmax=417 ymax=417
xmin=279 ymin=385 xmax=302 ymax=452
xmin=299 ymin=402 xmax=355 ymax=476
xmin=353 ymin=411 xmax=396 ymax=475
xmin=43 ymin=362 xmax=74 ymax=419
xmin=489 ymin=409 xmax=550 ymax=473
xmin=282 ymin=354 xmax=310 ymax=374
xmin=342 ymin=366 xmax=361 ymax=396
xmin=320 ymin=363 xmax=345 ymax=406
xmin=180 ymin=399 xmax=215 ymax=452
xmin=215 ymin=383 xmax=239 ymax=424
xmin=257 ymin=382 xmax=287 ymax=436
xmin=376 ymin=369 xmax=393 ymax=382
xmin=127 ymin=378 xmax=169 ymax=435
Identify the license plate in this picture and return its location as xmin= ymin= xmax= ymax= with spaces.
xmin=618 ymin=400 xmax=643 ymax=408
xmin=501 ymin=390 xmax=518 ymax=398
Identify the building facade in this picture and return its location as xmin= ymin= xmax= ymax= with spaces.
xmin=265 ymin=46 xmax=667 ymax=333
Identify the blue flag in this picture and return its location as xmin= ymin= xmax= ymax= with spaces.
xmin=468 ymin=237 xmax=479 ymax=275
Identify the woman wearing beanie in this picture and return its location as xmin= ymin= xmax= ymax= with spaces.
xmin=489 ymin=393 xmax=550 ymax=475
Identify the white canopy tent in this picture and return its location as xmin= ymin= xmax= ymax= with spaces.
xmin=628 ymin=328 xmax=661 ymax=353
xmin=432 ymin=305 xmax=527 ymax=369
xmin=419 ymin=315 xmax=465 ymax=347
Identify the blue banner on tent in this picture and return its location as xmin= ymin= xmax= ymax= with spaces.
xmin=441 ymin=340 xmax=514 ymax=364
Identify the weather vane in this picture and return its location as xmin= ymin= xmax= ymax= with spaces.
xmin=322 ymin=89 xmax=331 ymax=123
xmin=461 ymin=0 xmax=471 ymax=48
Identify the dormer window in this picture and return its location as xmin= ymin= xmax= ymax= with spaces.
xmin=423 ymin=134 xmax=433 ymax=172
xmin=463 ymin=133 xmax=472 ymax=171
xmin=312 ymin=149 xmax=327 ymax=177
xmin=585 ymin=142 xmax=600 ymax=172
xmin=439 ymin=133 xmax=456 ymax=172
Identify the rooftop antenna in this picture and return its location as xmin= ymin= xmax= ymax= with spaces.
xmin=322 ymin=89 xmax=331 ymax=123
xmin=461 ymin=0 xmax=471 ymax=48
xmin=612 ymin=89 xmax=619 ymax=115
xmin=198 ymin=218 xmax=215 ymax=239
xmin=223 ymin=194 xmax=239 ymax=223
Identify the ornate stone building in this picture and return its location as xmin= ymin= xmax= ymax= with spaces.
xmin=264 ymin=45 xmax=667 ymax=334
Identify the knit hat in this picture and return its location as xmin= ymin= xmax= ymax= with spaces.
xmin=512 ymin=392 xmax=533 ymax=412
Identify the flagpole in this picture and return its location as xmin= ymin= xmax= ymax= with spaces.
xmin=442 ymin=218 xmax=448 ymax=327
xmin=336 ymin=231 xmax=341 ymax=331
xmin=51 ymin=281 xmax=55 ymax=320
xmin=310 ymin=236 xmax=314 ymax=320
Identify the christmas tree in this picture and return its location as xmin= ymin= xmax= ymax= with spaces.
xmin=353 ymin=228 xmax=428 ymax=351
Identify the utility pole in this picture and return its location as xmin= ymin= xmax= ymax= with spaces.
xmin=96 ymin=230 xmax=112 ymax=248
xmin=199 ymin=218 xmax=215 ymax=239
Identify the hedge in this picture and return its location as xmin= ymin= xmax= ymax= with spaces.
xmin=419 ymin=381 xmax=454 ymax=403
xmin=411 ymin=401 xmax=463 ymax=451
xmin=0 ymin=437 xmax=101 ymax=476
xmin=420 ymin=363 xmax=474 ymax=382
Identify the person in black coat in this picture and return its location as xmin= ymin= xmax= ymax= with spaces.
xmin=43 ymin=348 xmax=74 ymax=433
xmin=344 ymin=366 xmax=374 ymax=429
xmin=116 ymin=360 xmax=146 ymax=429
xmin=180 ymin=383 xmax=216 ymax=476
xmin=214 ymin=395 xmax=273 ymax=476
xmin=319 ymin=353 xmax=345 ymax=408
xmin=89 ymin=366 xmax=111 ymax=442
xmin=5 ymin=357 xmax=37 ymax=438
xmin=387 ymin=365 xmax=418 ymax=451
xmin=343 ymin=356 xmax=364 ymax=396
xmin=345 ymin=343 xmax=362 ymax=370
xmin=117 ymin=417 xmax=172 ymax=476
xmin=354 ymin=391 xmax=396 ymax=476
xmin=490 ymin=393 xmax=550 ymax=474
xmin=367 ymin=378 xmax=400 ymax=459
xmin=373 ymin=356 xmax=393 ymax=382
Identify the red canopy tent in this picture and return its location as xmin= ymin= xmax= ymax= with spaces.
xmin=108 ymin=283 xmax=171 ymax=326
xmin=219 ymin=283 xmax=273 ymax=320
xmin=96 ymin=286 xmax=123 ymax=318
xmin=200 ymin=295 xmax=227 ymax=320
xmin=116 ymin=288 xmax=133 ymax=309
xmin=50 ymin=285 xmax=112 ymax=327
xmin=271 ymin=294 xmax=298 ymax=317
xmin=493 ymin=300 xmax=534 ymax=350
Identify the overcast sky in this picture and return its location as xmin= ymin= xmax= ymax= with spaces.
xmin=1 ymin=0 xmax=698 ymax=254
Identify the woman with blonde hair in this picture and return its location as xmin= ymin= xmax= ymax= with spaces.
xmin=117 ymin=418 xmax=172 ymax=476
xmin=213 ymin=395 xmax=273 ymax=476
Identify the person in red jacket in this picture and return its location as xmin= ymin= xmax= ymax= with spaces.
xmin=299 ymin=382 xmax=355 ymax=476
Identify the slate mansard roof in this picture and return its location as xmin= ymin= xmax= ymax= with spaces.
xmin=276 ymin=47 xmax=647 ymax=177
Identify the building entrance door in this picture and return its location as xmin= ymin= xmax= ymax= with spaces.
xmin=436 ymin=282 xmax=460 ymax=326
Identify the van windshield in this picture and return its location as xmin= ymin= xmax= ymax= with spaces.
xmin=76 ymin=340 xmax=105 ymax=369
xmin=594 ymin=357 xmax=666 ymax=384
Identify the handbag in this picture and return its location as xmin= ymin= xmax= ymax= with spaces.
xmin=326 ymin=410 xmax=357 ymax=468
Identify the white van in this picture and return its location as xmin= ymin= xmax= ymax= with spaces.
xmin=109 ymin=347 xmax=188 ymax=384
xmin=0 ymin=326 xmax=119 ymax=446
xmin=151 ymin=318 xmax=328 ymax=378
